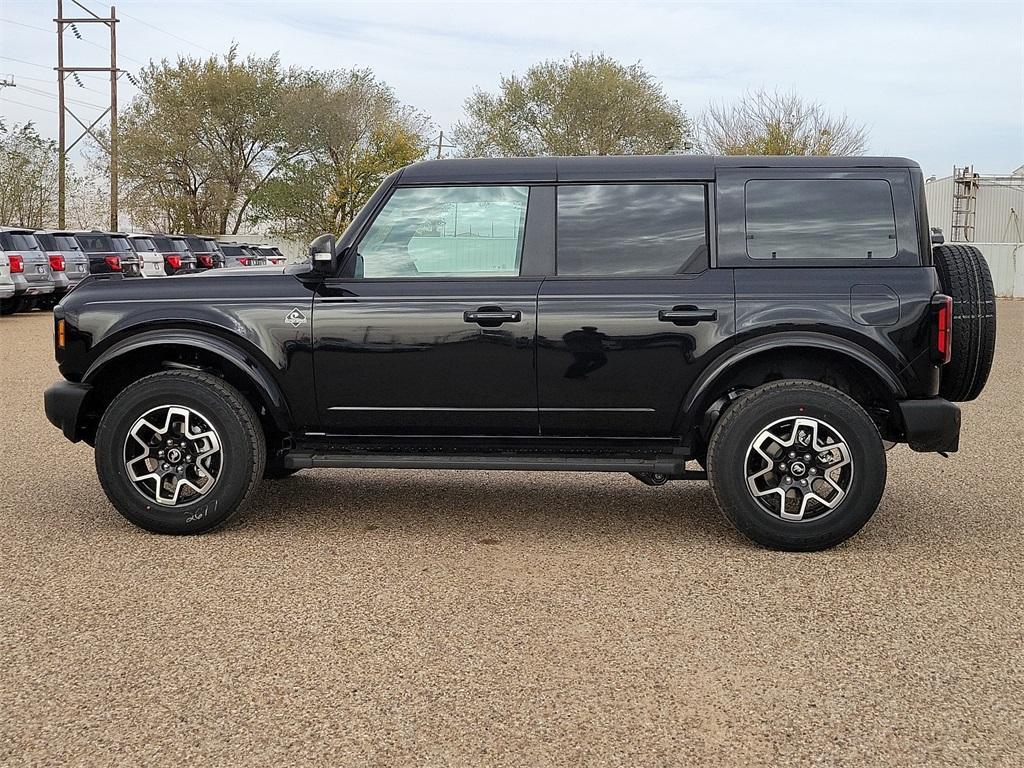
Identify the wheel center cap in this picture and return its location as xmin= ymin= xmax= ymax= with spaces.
xmin=166 ymin=448 xmax=182 ymax=463
xmin=789 ymin=461 xmax=807 ymax=477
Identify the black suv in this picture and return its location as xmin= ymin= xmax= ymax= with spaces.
xmin=43 ymin=156 xmax=996 ymax=550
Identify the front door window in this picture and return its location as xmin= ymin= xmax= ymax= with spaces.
xmin=357 ymin=185 xmax=529 ymax=278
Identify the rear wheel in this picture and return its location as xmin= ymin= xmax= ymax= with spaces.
xmin=95 ymin=370 xmax=266 ymax=534
xmin=706 ymin=380 xmax=886 ymax=551
xmin=932 ymin=244 xmax=996 ymax=401
xmin=0 ymin=297 xmax=18 ymax=315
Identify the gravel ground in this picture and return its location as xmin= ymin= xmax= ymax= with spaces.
xmin=1 ymin=303 xmax=1022 ymax=767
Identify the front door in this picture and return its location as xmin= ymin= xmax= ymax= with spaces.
xmin=537 ymin=183 xmax=735 ymax=437
xmin=313 ymin=184 xmax=542 ymax=435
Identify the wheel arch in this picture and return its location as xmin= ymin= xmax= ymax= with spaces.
xmin=80 ymin=330 xmax=294 ymax=443
xmin=679 ymin=333 xmax=907 ymax=449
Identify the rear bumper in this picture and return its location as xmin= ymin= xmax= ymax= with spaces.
xmin=44 ymin=380 xmax=92 ymax=443
xmin=898 ymin=398 xmax=960 ymax=453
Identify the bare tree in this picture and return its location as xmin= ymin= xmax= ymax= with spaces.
xmin=697 ymin=89 xmax=869 ymax=156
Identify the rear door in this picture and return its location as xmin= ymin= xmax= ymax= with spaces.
xmin=313 ymin=183 xmax=543 ymax=435
xmin=537 ymin=183 xmax=734 ymax=437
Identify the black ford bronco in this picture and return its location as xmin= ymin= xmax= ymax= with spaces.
xmin=44 ymin=156 xmax=996 ymax=550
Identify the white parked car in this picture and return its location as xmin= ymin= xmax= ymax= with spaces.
xmin=127 ymin=234 xmax=168 ymax=278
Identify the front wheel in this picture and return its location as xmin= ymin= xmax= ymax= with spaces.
xmin=94 ymin=370 xmax=266 ymax=534
xmin=706 ymin=380 xmax=886 ymax=551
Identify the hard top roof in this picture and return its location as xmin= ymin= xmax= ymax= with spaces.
xmin=397 ymin=154 xmax=920 ymax=185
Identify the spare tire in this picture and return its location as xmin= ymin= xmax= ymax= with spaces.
xmin=932 ymin=244 xmax=996 ymax=401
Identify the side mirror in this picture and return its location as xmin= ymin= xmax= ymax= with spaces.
xmin=930 ymin=227 xmax=945 ymax=245
xmin=309 ymin=233 xmax=337 ymax=273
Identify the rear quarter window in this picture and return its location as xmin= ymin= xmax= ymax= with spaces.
xmin=745 ymin=179 xmax=897 ymax=260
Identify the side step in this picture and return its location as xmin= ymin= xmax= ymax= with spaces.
xmin=283 ymin=451 xmax=705 ymax=478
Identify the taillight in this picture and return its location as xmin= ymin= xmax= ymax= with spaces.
xmin=104 ymin=255 xmax=122 ymax=271
xmin=270 ymin=258 xmax=284 ymax=265
xmin=49 ymin=254 xmax=66 ymax=271
xmin=9 ymin=255 xmax=24 ymax=273
xmin=166 ymin=254 xmax=182 ymax=270
xmin=198 ymin=254 xmax=213 ymax=268
xmin=237 ymin=257 xmax=250 ymax=266
xmin=933 ymin=294 xmax=953 ymax=365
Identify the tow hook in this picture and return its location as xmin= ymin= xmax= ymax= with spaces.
xmin=631 ymin=472 xmax=669 ymax=486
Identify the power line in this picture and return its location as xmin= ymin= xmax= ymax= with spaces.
xmin=0 ymin=55 xmax=51 ymax=70
xmin=0 ymin=18 xmax=55 ymax=34
xmin=19 ymin=83 xmax=107 ymax=110
xmin=0 ymin=12 xmax=145 ymax=68
xmin=6 ymin=71 xmax=106 ymax=95
xmin=117 ymin=9 xmax=216 ymax=55
xmin=1 ymin=97 xmax=59 ymax=115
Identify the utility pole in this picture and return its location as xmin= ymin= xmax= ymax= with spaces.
xmin=54 ymin=0 xmax=120 ymax=229
xmin=434 ymin=131 xmax=454 ymax=160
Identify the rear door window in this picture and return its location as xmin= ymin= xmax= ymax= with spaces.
xmin=744 ymin=179 xmax=897 ymax=260
xmin=556 ymin=184 xmax=708 ymax=276
xmin=131 ymin=238 xmax=156 ymax=251
xmin=77 ymin=233 xmax=115 ymax=253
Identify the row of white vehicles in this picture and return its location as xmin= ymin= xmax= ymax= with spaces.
xmin=0 ymin=227 xmax=286 ymax=315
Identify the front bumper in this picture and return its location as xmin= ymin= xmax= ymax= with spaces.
xmin=898 ymin=398 xmax=960 ymax=453
xmin=44 ymin=380 xmax=92 ymax=442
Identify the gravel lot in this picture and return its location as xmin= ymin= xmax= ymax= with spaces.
xmin=1 ymin=303 xmax=1022 ymax=767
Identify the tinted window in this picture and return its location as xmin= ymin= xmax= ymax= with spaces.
xmin=220 ymin=244 xmax=245 ymax=256
xmin=110 ymin=237 xmax=134 ymax=253
xmin=35 ymin=233 xmax=56 ymax=250
xmin=76 ymin=233 xmax=115 ymax=253
xmin=56 ymin=234 xmax=80 ymax=250
xmin=184 ymin=236 xmax=208 ymax=251
xmin=745 ymin=179 xmax=897 ymax=260
xmin=131 ymin=237 xmax=156 ymax=251
xmin=0 ymin=232 xmax=39 ymax=250
xmin=556 ymin=184 xmax=707 ymax=276
xmin=170 ymin=237 xmax=190 ymax=251
xmin=151 ymin=237 xmax=173 ymax=252
xmin=358 ymin=185 xmax=528 ymax=278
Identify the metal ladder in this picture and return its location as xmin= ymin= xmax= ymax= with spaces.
xmin=951 ymin=165 xmax=979 ymax=242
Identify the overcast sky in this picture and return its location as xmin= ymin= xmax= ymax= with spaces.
xmin=1 ymin=0 xmax=1021 ymax=176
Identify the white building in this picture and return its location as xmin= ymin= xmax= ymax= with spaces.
xmin=925 ymin=167 xmax=1024 ymax=297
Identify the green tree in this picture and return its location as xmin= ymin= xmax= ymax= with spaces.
xmin=453 ymin=53 xmax=691 ymax=157
xmin=0 ymin=122 xmax=61 ymax=228
xmin=697 ymin=89 xmax=869 ymax=156
xmin=248 ymin=69 xmax=430 ymax=240
xmin=118 ymin=45 xmax=305 ymax=234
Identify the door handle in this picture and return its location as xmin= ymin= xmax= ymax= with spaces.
xmin=658 ymin=306 xmax=718 ymax=326
xmin=464 ymin=308 xmax=522 ymax=326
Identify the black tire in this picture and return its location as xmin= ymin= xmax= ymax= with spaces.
xmin=94 ymin=370 xmax=266 ymax=534
xmin=0 ymin=297 xmax=18 ymax=315
xmin=15 ymin=297 xmax=38 ymax=313
xmin=706 ymin=380 xmax=886 ymax=551
xmin=932 ymin=244 xmax=996 ymax=402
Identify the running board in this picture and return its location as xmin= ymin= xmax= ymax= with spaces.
xmin=283 ymin=451 xmax=705 ymax=477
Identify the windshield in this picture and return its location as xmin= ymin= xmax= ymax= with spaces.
xmin=0 ymin=232 xmax=40 ymax=250
xmin=220 ymin=244 xmax=245 ymax=256
xmin=151 ymin=237 xmax=174 ymax=252
xmin=76 ymin=233 xmax=116 ymax=253
xmin=55 ymin=234 xmax=80 ymax=250
xmin=184 ymin=236 xmax=208 ymax=252
xmin=170 ymin=238 xmax=191 ymax=252
xmin=131 ymin=237 xmax=156 ymax=251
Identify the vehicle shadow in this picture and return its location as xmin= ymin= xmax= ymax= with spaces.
xmin=239 ymin=470 xmax=738 ymax=546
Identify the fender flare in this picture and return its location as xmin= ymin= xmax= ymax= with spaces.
xmin=681 ymin=331 xmax=908 ymax=418
xmin=82 ymin=328 xmax=294 ymax=431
